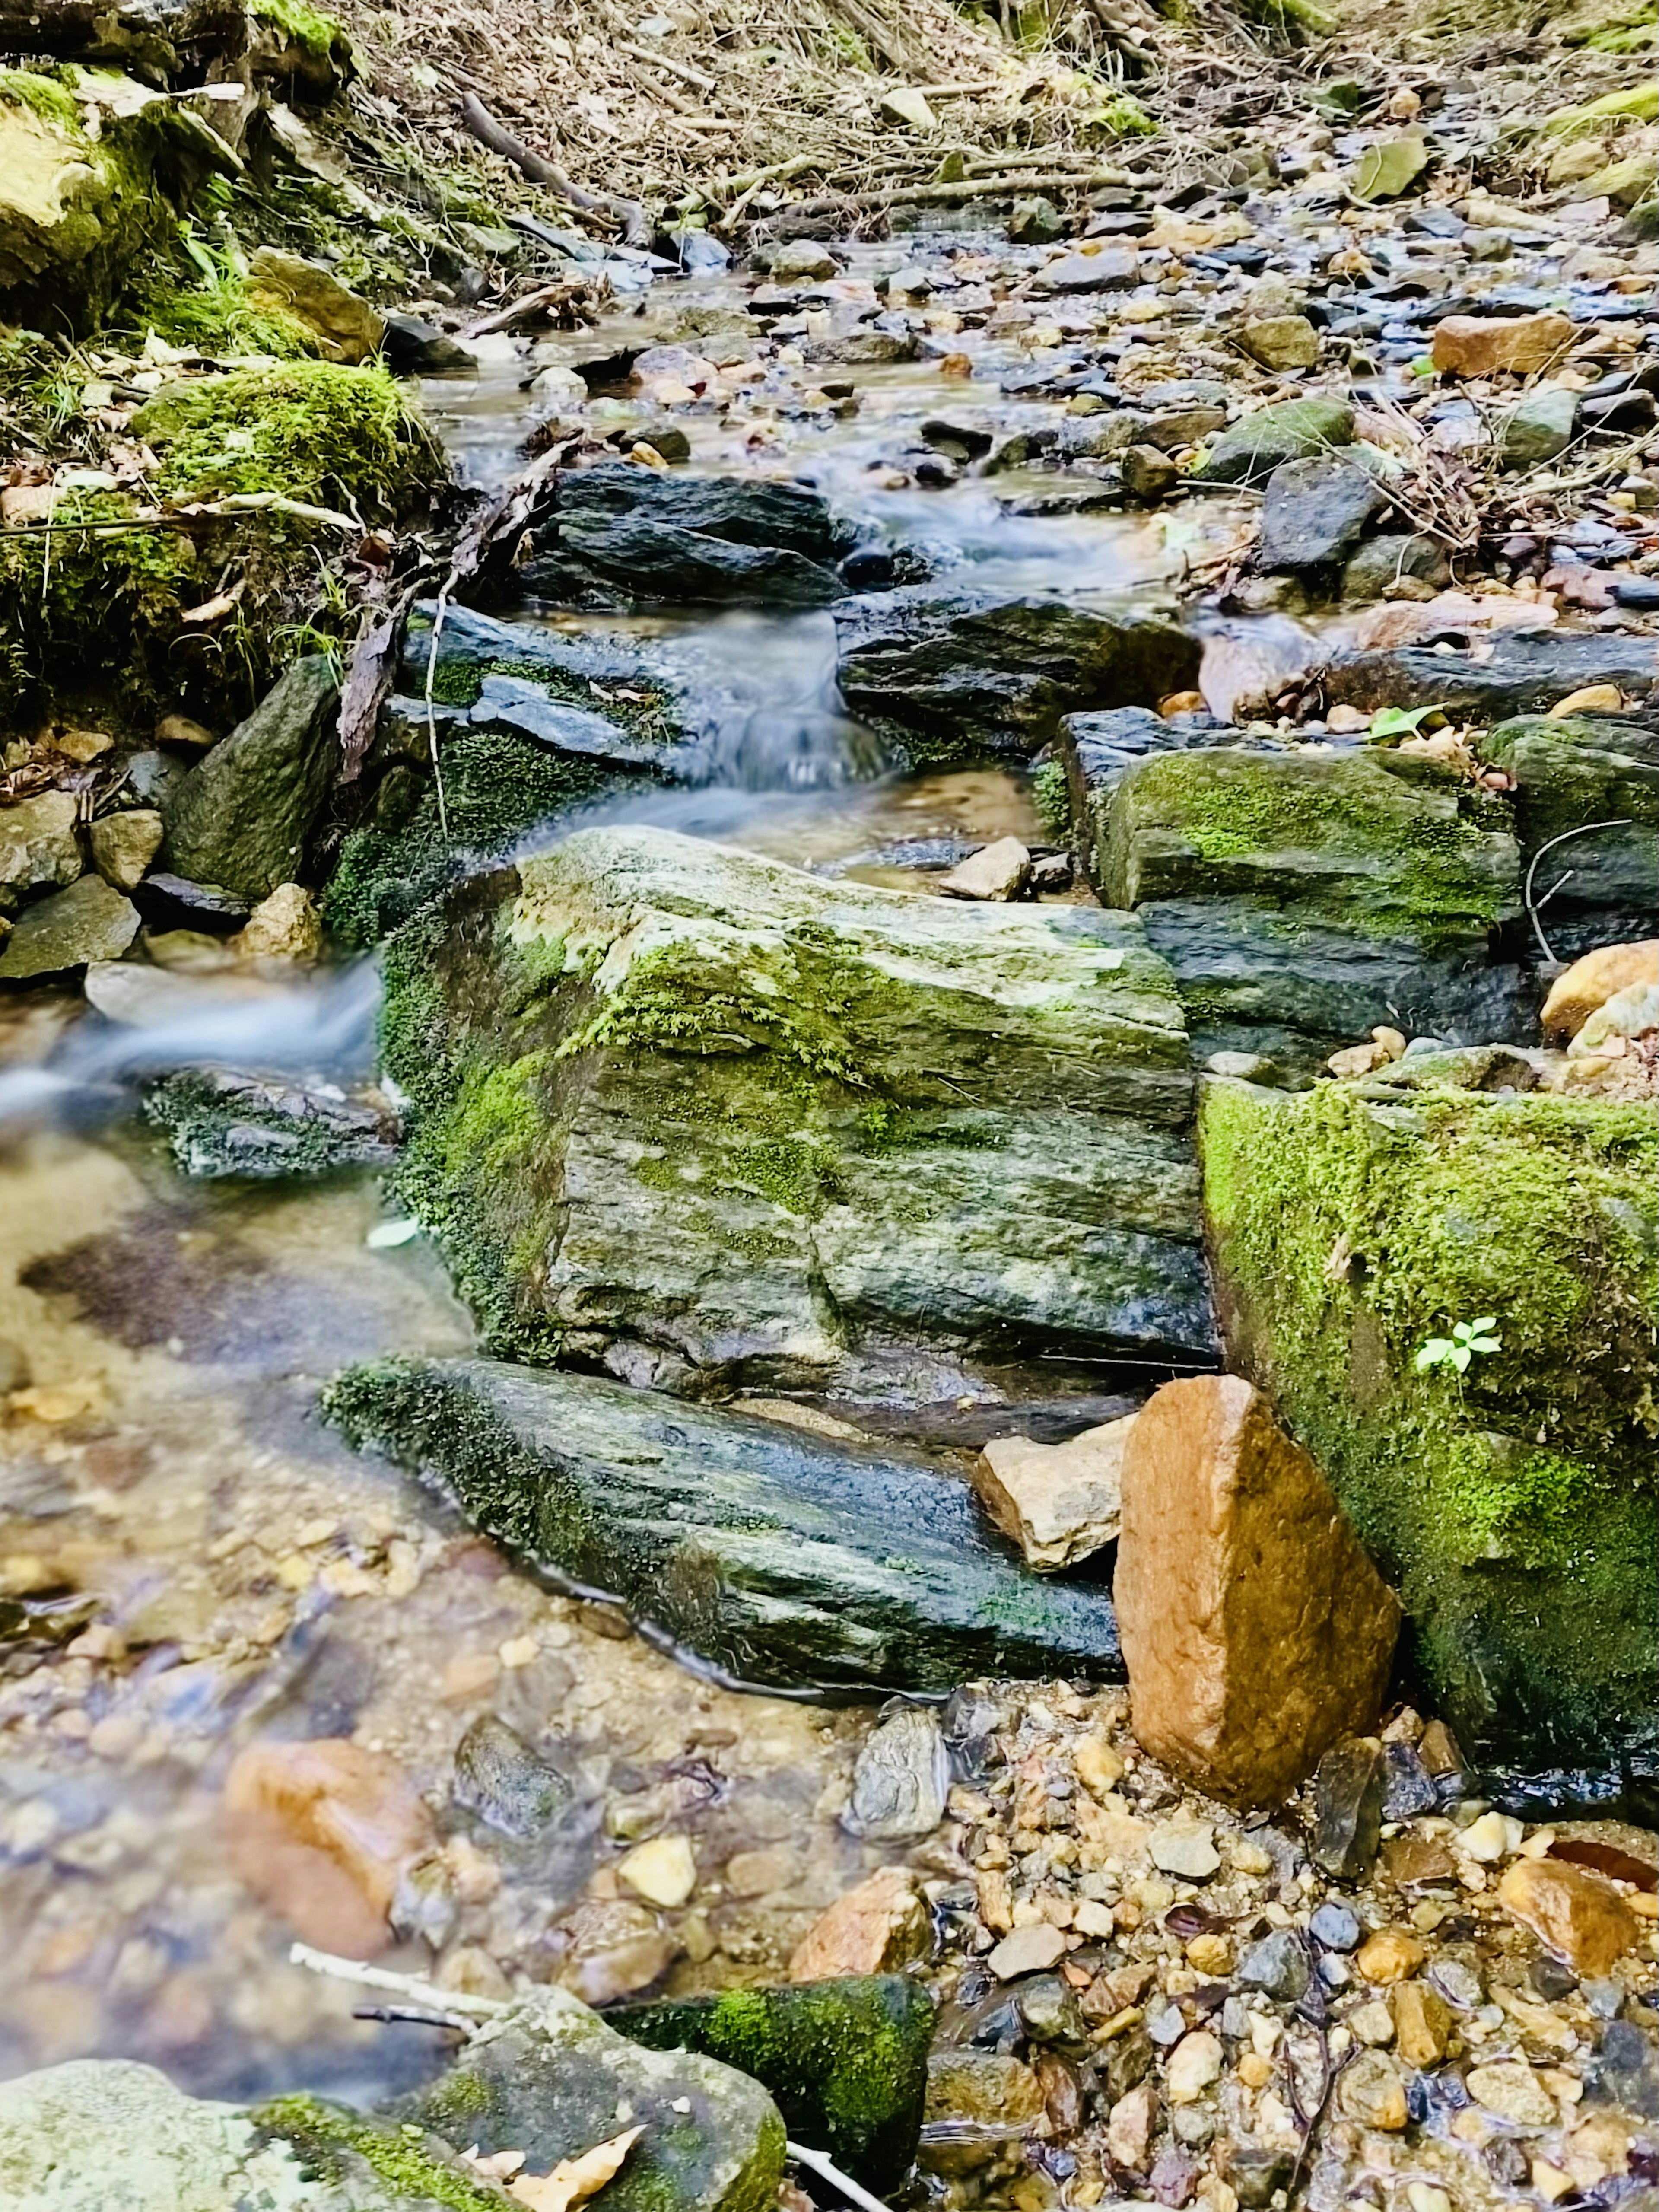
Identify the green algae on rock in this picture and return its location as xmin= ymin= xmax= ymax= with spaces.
xmin=1199 ymin=1073 xmax=1659 ymax=1788
xmin=322 ymin=1357 xmax=1125 ymax=1690
xmin=1478 ymin=713 xmax=1659 ymax=958
xmin=390 ymin=1985 xmax=786 ymax=2212
xmin=375 ymin=823 xmax=1215 ymax=1397
xmin=162 ymin=653 xmax=341 ymax=900
xmin=610 ymin=1977 xmax=935 ymax=2191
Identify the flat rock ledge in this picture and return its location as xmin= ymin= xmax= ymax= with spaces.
xmin=323 ymin=1356 xmax=1124 ymax=1694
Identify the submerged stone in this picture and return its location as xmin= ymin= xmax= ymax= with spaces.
xmin=325 ymin=1356 xmax=1126 ymax=1692
xmin=373 ymin=825 xmax=1214 ymax=1397
xmin=143 ymin=1067 xmax=400 ymax=1179
xmin=610 ymin=1976 xmax=936 ymax=2190
xmin=1199 ymin=1075 xmax=1659 ymax=1785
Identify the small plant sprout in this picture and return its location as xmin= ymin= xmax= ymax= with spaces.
xmin=1415 ymin=1317 xmax=1501 ymax=1376
xmin=1369 ymin=703 xmax=1446 ymax=740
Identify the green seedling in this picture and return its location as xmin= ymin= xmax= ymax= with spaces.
xmin=1416 ymin=1317 xmax=1501 ymax=1375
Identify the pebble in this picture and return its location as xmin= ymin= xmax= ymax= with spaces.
xmin=1150 ymin=1820 xmax=1221 ymax=1880
xmin=617 ymin=1833 xmax=697 ymax=1909
xmin=1309 ymin=1900 xmax=1360 ymax=1951
xmin=1356 ymin=1926 xmax=1427 ymax=1983
xmin=1338 ymin=2048 xmax=1409 ymax=2130
xmin=1164 ymin=2030 xmax=1224 ymax=2104
xmin=1468 ymin=2059 xmax=1560 ymax=2127
xmin=988 ymin=1923 xmax=1069 ymax=1979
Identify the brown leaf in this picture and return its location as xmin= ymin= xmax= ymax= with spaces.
xmin=509 ymin=2127 xmax=645 ymax=2212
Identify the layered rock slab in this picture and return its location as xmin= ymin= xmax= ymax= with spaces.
xmin=1478 ymin=713 xmax=1659 ymax=959
xmin=1115 ymin=1375 xmax=1400 ymax=1808
xmin=323 ymin=1357 xmax=1126 ymax=1692
xmin=377 ymin=824 xmax=1215 ymax=1399
xmin=1199 ymin=1073 xmax=1659 ymax=1791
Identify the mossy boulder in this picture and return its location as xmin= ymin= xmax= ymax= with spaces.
xmin=1478 ymin=714 xmax=1659 ymax=959
xmin=1098 ymin=747 xmax=1526 ymax=1066
xmin=323 ymin=1357 xmax=1126 ymax=1690
xmin=391 ymin=1985 xmax=786 ymax=2212
xmin=611 ymin=1977 xmax=935 ymax=2190
xmin=1199 ymin=1074 xmax=1659 ymax=1797
xmin=375 ymin=823 xmax=1214 ymax=1400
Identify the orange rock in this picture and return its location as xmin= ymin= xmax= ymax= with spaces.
xmin=1430 ymin=312 xmax=1574 ymax=377
xmin=787 ymin=1866 xmax=930 ymax=1980
xmin=225 ymin=1737 xmax=437 ymax=1948
xmin=1541 ymin=941 xmax=1659 ymax=1043
xmin=1392 ymin=1979 xmax=1453 ymax=2066
xmin=1497 ymin=1856 xmax=1639 ymax=1976
xmin=1357 ymin=1926 xmax=1427 ymax=1984
xmin=1114 ymin=1375 xmax=1400 ymax=1807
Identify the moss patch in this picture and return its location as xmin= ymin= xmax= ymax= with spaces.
xmin=253 ymin=2092 xmax=510 ymax=2209
xmin=1199 ymin=1076 xmax=1659 ymax=1777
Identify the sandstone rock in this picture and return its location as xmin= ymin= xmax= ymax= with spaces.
xmin=1338 ymin=2050 xmax=1408 ymax=2129
xmin=772 ymin=239 xmax=837 ymax=281
xmin=224 ymin=1736 xmax=436 ymax=1945
xmin=1356 ymin=1926 xmax=1426 ymax=1983
xmin=937 ymin=835 xmax=1031 ymax=901
xmin=1497 ymin=1857 xmax=1639 ymax=1976
xmin=1467 ymin=2059 xmax=1558 ymax=2128
xmin=1114 ymin=1375 xmax=1401 ymax=1807
xmin=788 ymin=1867 xmax=931 ymax=1980
xmin=0 ymin=873 xmax=138 ymax=978
xmin=0 ymin=789 xmax=82 ymax=895
xmin=155 ymin=712 xmax=218 ymax=750
xmin=972 ymin=1415 xmax=1132 ymax=1570
xmin=1392 ymin=1980 xmax=1452 ymax=2067
xmin=1108 ymin=2079 xmax=1159 ymax=2168
xmin=1240 ymin=315 xmax=1320 ymax=371
xmin=246 ymin=246 xmax=385 ymax=362
xmin=925 ymin=2049 xmax=1046 ymax=2129
xmin=1430 ymin=312 xmax=1574 ymax=378
xmin=988 ymin=1923 xmax=1068 ymax=1978
xmin=87 ymin=808 xmax=163 ymax=892
xmin=232 ymin=881 xmax=322 ymax=962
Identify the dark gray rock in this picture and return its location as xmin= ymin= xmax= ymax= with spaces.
xmin=1478 ymin=713 xmax=1659 ymax=955
xmin=161 ymin=656 xmax=340 ymax=902
xmin=1258 ymin=457 xmax=1388 ymax=571
xmin=1309 ymin=1736 xmax=1386 ymax=1879
xmin=1322 ymin=632 xmax=1659 ymax=726
xmin=324 ymin=1357 xmax=1128 ymax=1693
xmin=1341 ymin=532 xmax=1452 ymax=602
xmin=1238 ymin=1930 xmax=1312 ymax=2003
xmin=833 ymin=590 xmax=1201 ymax=765
xmin=452 ymin=1713 xmax=575 ymax=1837
xmin=379 ymin=312 xmax=478 ymax=376
xmin=1382 ymin=1741 xmax=1437 ymax=1820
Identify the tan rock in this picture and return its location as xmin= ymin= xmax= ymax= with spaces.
xmin=234 ymin=882 xmax=323 ymax=963
xmin=1338 ymin=2049 xmax=1408 ymax=2130
xmin=1392 ymin=1979 xmax=1453 ymax=2066
xmin=617 ymin=1833 xmax=696 ymax=1908
xmin=155 ymin=712 xmax=219 ymax=751
xmin=1468 ymin=2059 xmax=1558 ymax=2128
xmin=87 ymin=809 xmax=163 ymax=893
xmin=787 ymin=1865 xmax=930 ymax=1980
xmin=1114 ymin=1375 xmax=1400 ymax=1807
xmin=246 ymin=246 xmax=385 ymax=363
xmin=1240 ymin=315 xmax=1320 ymax=371
xmin=988 ymin=1922 xmax=1068 ymax=1979
xmin=1107 ymin=2079 xmax=1158 ymax=2169
xmin=972 ymin=1415 xmax=1133 ymax=1570
xmin=224 ymin=1737 xmax=436 ymax=1949
xmin=1165 ymin=2029 xmax=1224 ymax=2103
xmin=1497 ymin=1856 xmax=1638 ymax=1976
xmin=937 ymin=835 xmax=1031 ymax=902
xmin=1549 ymin=684 xmax=1626 ymax=717
xmin=1357 ymin=1926 xmax=1426 ymax=1983
xmin=1542 ymin=942 xmax=1659 ymax=1042
xmin=0 ymin=790 xmax=81 ymax=896
xmin=1073 ymin=1732 xmax=1126 ymax=1795
xmin=1430 ymin=312 xmax=1574 ymax=378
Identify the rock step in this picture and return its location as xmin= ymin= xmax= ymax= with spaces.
xmin=323 ymin=1356 xmax=1125 ymax=1693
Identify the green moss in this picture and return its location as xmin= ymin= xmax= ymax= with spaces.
xmin=254 ymin=0 xmax=352 ymax=66
xmin=252 ymin=2092 xmax=510 ymax=2209
xmin=1200 ymin=1076 xmax=1659 ymax=1771
xmin=0 ymin=65 xmax=83 ymax=131
xmin=122 ymin=221 xmax=321 ymax=360
xmin=133 ymin=360 xmax=438 ymax=516
xmin=1031 ymin=757 xmax=1071 ymax=841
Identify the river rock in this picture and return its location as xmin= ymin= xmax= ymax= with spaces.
xmin=1542 ymin=941 xmax=1659 ymax=1041
xmin=843 ymin=1704 xmax=950 ymax=1840
xmin=380 ymin=311 xmax=478 ymax=375
xmin=1430 ymin=312 xmax=1575 ymax=378
xmin=1121 ymin=444 xmax=1180 ymax=501
xmin=143 ymin=1067 xmax=401 ymax=1179
xmin=611 ymin=1976 xmax=935 ymax=2188
xmin=1309 ymin=1735 xmax=1386 ymax=1878
xmin=1392 ymin=1979 xmax=1453 ymax=2067
xmin=0 ymin=872 xmax=138 ymax=978
xmin=1338 ymin=2050 xmax=1408 ymax=2130
xmin=163 ymin=655 xmax=341 ymax=902
xmin=1114 ymin=1374 xmax=1401 ymax=1808
xmin=0 ymin=789 xmax=83 ymax=900
xmin=1258 ymin=455 xmax=1389 ymax=570
xmin=1191 ymin=398 xmax=1355 ymax=487
xmin=988 ymin=1923 xmax=1068 ymax=1979
xmin=246 ymin=246 xmax=385 ymax=362
xmin=452 ymin=1712 xmax=574 ymax=1837
xmin=788 ymin=1867 xmax=931 ymax=1979
xmin=325 ymin=1359 xmax=1127 ymax=1692
xmin=1239 ymin=315 xmax=1320 ymax=371
xmin=1500 ymin=388 xmax=1580 ymax=467
xmin=1324 ymin=634 xmax=1659 ymax=726
xmin=972 ymin=1416 xmax=1131 ymax=1569
xmin=1038 ymin=247 xmax=1141 ymax=291
xmin=371 ymin=826 xmax=1214 ymax=1402
xmin=1477 ymin=713 xmax=1659 ymax=957
xmin=397 ymin=1986 xmax=786 ymax=2212
xmin=1098 ymin=746 xmax=1525 ymax=1066
xmin=1466 ymin=2059 xmax=1558 ymax=2128
xmin=937 ymin=834 xmax=1031 ymax=900
xmin=1497 ymin=1857 xmax=1639 ymax=1976
xmin=1340 ymin=532 xmax=1451 ymax=602
xmin=833 ymin=589 xmax=1201 ymax=763
xmin=87 ymin=807 xmax=163 ymax=892
xmin=1200 ymin=1074 xmax=1659 ymax=1784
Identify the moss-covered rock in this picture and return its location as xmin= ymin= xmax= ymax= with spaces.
xmin=390 ymin=1986 xmax=786 ymax=2212
xmin=376 ymin=824 xmax=1214 ymax=1400
xmin=1199 ymin=1074 xmax=1659 ymax=1796
xmin=323 ymin=1357 xmax=1125 ymax=1690
xmin=610 ymin=1977 xmax=934 ymax=2190
xmin=162 ymin=653 xmax=340 ymax=899
xmin=1099 ymin=746 xmax=1527 ymax=1066
xmin=143 ymin=1066 xmax=400 ymax=1178
xmin=1478 ymin=713 xmax=1659 ymax=959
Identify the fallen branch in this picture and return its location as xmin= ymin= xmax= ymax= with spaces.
xmin=786 ymin=2140 xmax=894 ymax=2212
xmin=289 ymin=1940 xmax=509 ymax=2018
xmin=458 ymin=92 xmax=650 ymax=249
xmin=881 ymin=166 xmax=1131 ymax=202
xmin=617 ymin=37 xmax=715 ymax=89
xmin=460 ymin=280 xmax=601 ymax=340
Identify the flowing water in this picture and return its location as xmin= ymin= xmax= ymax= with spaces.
xmin=0 ymin=244 xmax=1250 ymax=2097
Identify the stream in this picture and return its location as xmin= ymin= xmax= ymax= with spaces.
xmin=0 ymin=238 xmax=1267 ymax=2102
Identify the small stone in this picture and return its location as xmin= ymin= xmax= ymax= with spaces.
xmin=232 ymin=882 xmax=323 ymax=963
xmin=1391 ymin=1980 xmax=1452 ymax=2067
xmin=247 ymin=246 xmax=385 ymax=362
xmin=381 ymin=312 xmax=478 ymax=376
xmin=1341 ymin=533 xmax=1451 ymax=602
xmin=1151 ymin=2145 xmax=1201 ymax=2206
xmin=1150 ymin=1821 xmax=1222 ymax=1881
xmin=1195 ymin=398 xmax=1355 ymax=487
xmin=1122 ymin=445 xmax=1179 ymax=500
xmin=974 ymin=1419 xmax=1131 ymax=1569
xmin=1018 ymin=1973 xmax=1087 ymax=2044
xmin=1009 ymin=196 xmax=1064 ymax=245
xmin=1186 ymin=1933 xmax=1234 ymax=1977
xmin=1309 ymin=1901 xmax=1361 ymax=1952
xmin=1500 ymin=389 xmax=1580 ymax=468
xmin=1108 ymin=2078 xmax=1159 ymax=2169
xmin=938 ymin=836 xmax=1032 ymax=903
xmin=789 ymin=1868 xmax=930 ymax=1980
xmin=722 ymin=1847 xmax=796 ymax=1898
xmin=1165 ymin=2030 xmax=1224 ymax=2104
xmin=1356 ymin=1927 xmax=1425 ymax=1984
xmin=155 ymin=713 xmax=218 ymax=751
xmin=0 ymin=875 xmax=140 ymax=980
xmin=1239 ymin=1930 xmax=1311 ymax=2003
xmin=87 ymin=810 xmax=163 ymax=893
xmin=771 ymin=241 xmax=837 ymax=282
xmin=988 ymin=1923 xmax=1068 ymax=1979
xmin=1351 ymin=135 xmax=1430 ymax=201
xmin=878 ymin=86 xmax=936 ymax=130
xmin=1240 ymin=315 xmax=1320 ymax=372
xmin=1497 ymin=1857 xmax=1639 ymax=1977
xmin=1459 ymin=1810 xmax=1522 ymax=1863
xmin=1430 ymin=312 xmax=1574 ymax=378
xmin=1040 ymin=248 xmax=1140 ymax=293
xmin=1348 ymin=2000 xmax=1395 ymax=2046
xmin=452 ymin=1714 xmax=573 ymax=1839
xmin=1381 ymin=1742 xmax=1437 ymax=1821
xmin=1383 ymin=1831 xmax=1457 ymax=1889
xmin=843 ymin=1705 xmax=949 ymax=1842
xmin=0 ymin=790 xmax=81 ymax=896
xmin=1310 ymin=1736 xmax=1386 ymax=1879
xmin=618 ymin=1834 xmax=697 ymax=1909
xmin=1074 ymin=1734 xmax=1127 ymax=1796
xmin=1406 ymin=2187 xmax=1451 ymax=2212
xmin=1115 ymin=1377 xmax=1401 ymax=1808
xmin=1541 ymin=942 xmax=1659 ymax=1044
xmin=1337 ymin=2049 xmax=1408 ymax=2129
xmin=1467 ymin=2059 xmax=1558 ymax=2128
xmin=925 ymin=2049 xmax=1046 ymax=2129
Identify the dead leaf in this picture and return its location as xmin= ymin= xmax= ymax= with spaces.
xmin=178 ymin=587 xmax=243 ymax=628
xmin=509 ymin=2127 xmax=644 ymax=2212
